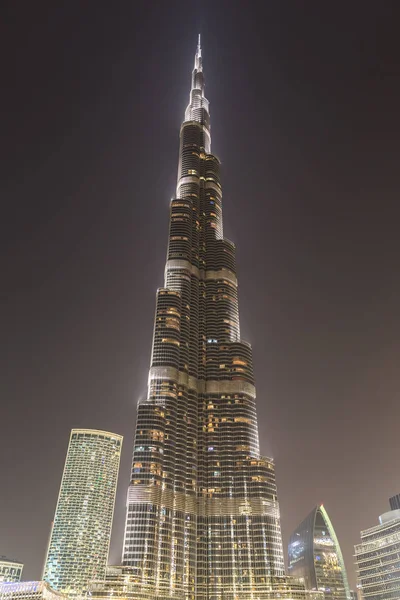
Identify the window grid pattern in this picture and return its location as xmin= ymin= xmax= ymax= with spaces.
xmin=288 ymin=505 xmax=351 ymax=600
xmin=0 ymin=560 xmax=23 ymax=584
xmin=355 ymin=514 xmax=400 ymax=600
xmin=118 ymin=37 xmax=312 ymax=600
xmin=43 ymin=430 xmax=122 ymax=598
xmin=0 ymin=581 xmax=67 ymax=600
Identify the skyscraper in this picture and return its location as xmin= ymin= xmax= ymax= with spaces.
xmin=355 ymin=505 xmax=400 ymax=600
xmin=120 ymin=36 xmax=290 ymax=600
xmin=288 ymin=505 xmax=351 ymax=600
xmin=43 ymin=429 xmax=122 ymax=597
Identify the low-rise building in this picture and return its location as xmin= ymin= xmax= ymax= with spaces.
xmin=0 ymin=581 xmax=66 ymax=600
xmin=0 ymin=558 xmax=23 ymax=583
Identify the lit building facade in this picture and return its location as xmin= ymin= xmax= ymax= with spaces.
xmin=119 ymin=36 xmax=303 ymax=600
xmin=88 ymin=567 xmax=324 ymax=600
xmin=0 ymin=581 xmax=66 ymax=600
xmin=288 ymin=505 xmax=351 ymax=600
xmin=355 ymin=508 xmax=400 ymax=600
xmin=43 ymin=429 xmax=122 ymax=597
xmin=0 ymin=559 xmax=23 ymax=583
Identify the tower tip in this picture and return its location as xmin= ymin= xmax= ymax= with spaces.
xmin=194 ymin=34 xmax=202 ymax=69
xmin=196 ymin=34 xmax=202 ymax=58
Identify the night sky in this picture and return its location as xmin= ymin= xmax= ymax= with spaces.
xmin=2 ymin=1 xmax=400 ymax=588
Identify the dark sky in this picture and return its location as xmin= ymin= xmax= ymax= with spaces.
xmin=2 ymin=0 xmax=400 ymax=588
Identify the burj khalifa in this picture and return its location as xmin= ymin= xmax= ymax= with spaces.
xmin=112 ymin=37 xmax=304 ymax=600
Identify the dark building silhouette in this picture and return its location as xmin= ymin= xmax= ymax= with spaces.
xmin=389 ymin=494 xmax=400 ymax=511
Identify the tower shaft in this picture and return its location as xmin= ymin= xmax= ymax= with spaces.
xmin=122 ymin=39 xmax=285 ymax=600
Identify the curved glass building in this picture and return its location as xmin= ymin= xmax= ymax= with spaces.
xmin=288 ymin=505 xmax=351 ymax=600
xmin=43 ymin=429 xmax=122 ymax=597
xmin=120 ymin=37 xmax=289 ymax=600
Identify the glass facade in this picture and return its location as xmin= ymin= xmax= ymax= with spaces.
xmin=355 ymin=509 xmax=400 ymax=600
xmin=88 ymin=567 xmax=324 ymax=600
xmin=0 ymin=559 xmax=23 ymax=583
xmin=288 ymin=505 xmax=350 ymax=600
xmin=109 ymin=36 xmax=313 ymax=600
xmin=43 ymin=429 xmax=122 ymax=598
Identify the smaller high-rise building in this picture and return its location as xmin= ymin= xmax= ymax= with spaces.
xmin=288 ymin=504 xmax=351 ymax=600
xmin=389 ymin=494 xmax=400 ymax=511
xmin=43 ymin=429 xmax=122 ymax=598
xmin=0 ymin=558 xmax=23 ymax=583
xmin=355 ymin=507 xmax=400 ymax=600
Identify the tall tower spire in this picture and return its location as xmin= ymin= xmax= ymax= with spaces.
xmin=121 ymin=37 xmax=287 ymax=600
xmin=186 ymin=36 xmax=209 ymax=149
xmin=195 ymin=33 xmax=202 ymax=70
